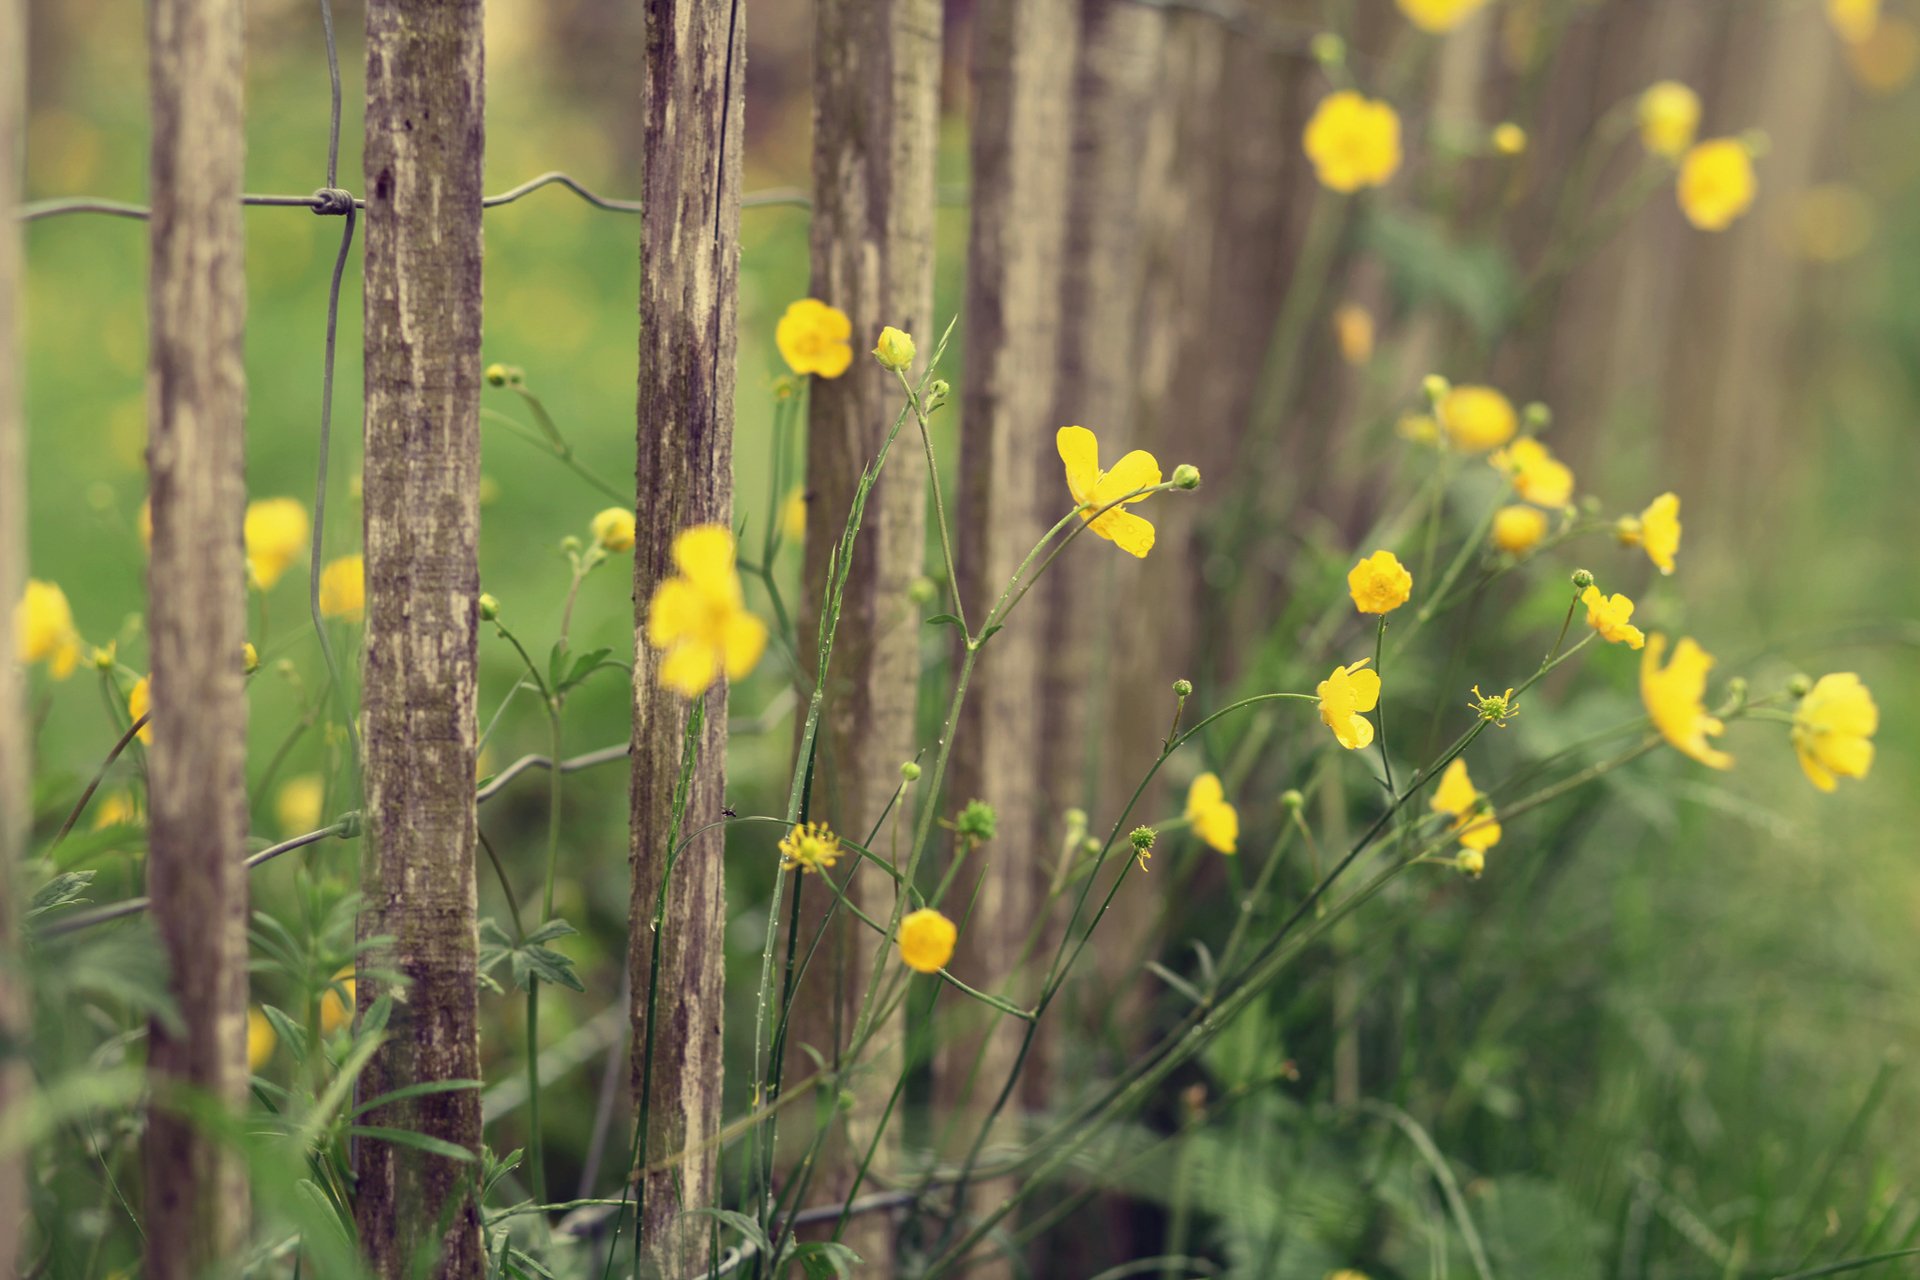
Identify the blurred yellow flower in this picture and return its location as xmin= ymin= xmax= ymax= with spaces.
xmin=1637 ymin=81 xmax=1701 ymax=159
xmin=1303 ymin=91 xmax=1402 ymax=193
xmin=781 ymin=487 xmax=807 ymax=544
xmin=1395 ymin=0 xmax=1487 ymax=33
xmin=138 ymin=498 xmax=152 ymax=551
xmin=1439 ymin=385 xmax=1517 ymax=452
xmin=1490 ymin=436 xmax=1573 ymax=507
xmin=320 ymin=968 xmax=355 ymax=1035
xmin=1640 ymin=634 xmax=1733 ymax=770
xmin=898 ymin=907 xmax=957 ymax=974
xmin=778 ymin=820 xmax=841 ymax=874
xmin=1347 ymin=549 xmax=1413 ymax=616
xmin=1846 ymin=15 xmax=1920 ymax=91
xmin=1491 ymin=122 xmax=1527 ymax=155
xmin=872 ymin=325 xmax=916 ymax=373
xmin=1058 ymin=425 xmax=1162 ymax=559
xmin=318 ymin=554 xmax=365 ymax=622
xmin=1317 ymin=659 xmax=1381 ymax=751
xmin=14 ymin=579 xmax=82 ymax=679
xmin=1828 ymin=0 xmax=1881 ymax=43
xmin=243 ymin=642 xmax=259 ymax=673
xmin=1492 ymin=505 xmax=1548 ymax=555
xmin=1581 ymin=584 xmax=1646 ymax=650
xmin=775 ymin=299 xmax=853 ymax=379
xmin=591 ymin=506 xmax=636 ymax=553
xmin=1333 ymin=303 xmax=1375 ymax=365
xmin=247 ymin=1007 xmax=276 ymax=1072
xmin=1431 ymin=758 xmax=1502 ymax=853
xmin=1789 ymin=184 xmax=1876 ymax=263
xmin=1618 ymin=492 xmax=1681 ymax=575
xmin=1184 ymin=772 xmax=1240 ymax=854
xmin=1396 ymin=413 xmax=1441 ymax=446
xmin=645 ymin=525 xmax=768 ymax=697
xmin=1677 ymin=139 xmax=1757 ymax=231
xmin=276 ymin=774 xmax=326 ymax=836
xmin=91 ymin=791 xmax=140 ymax=830
xmin=243 ymin=497 xmax=310 ymax=590
xmin=128 ymin=675 xmax=153 ymax=745
xmin=1792 ymin=672 xmax=1877 ymax=792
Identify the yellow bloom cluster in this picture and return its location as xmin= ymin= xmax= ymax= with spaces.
xmin=244 ymin=497 xmax=310 ymax=590
xmin=776 ymin=299 xmax=853 ymax=379
xmin=1347 ymin=550 xmax=1412 ymax=616
xmin=1677 ymin=138 xmax=1757 ymax=232
xmin=1431 ymin=758 xmax=1501 ymax=873
xmin=1792 ymin=673 xmax=1878 ymax=792
xmin=1637 ymin=82 xmax=1701 ymax=159
xmin=898 ymin=907 xmax=957 ymax=974
xmin=1491 ymin=437 xmax=1573 ymax=509
xmin=1303 ymin=92 xmax=1403 ymax=194
xmin=1058 ymin=426 xmax=1162 ymax=559
xmin=1581 ymin=584 xmax=1645 ymax=650
xmin=1438 ymin=385 xmax=1517 ymax=452
xmin=14 ymin=579 xmax=82 ymax=679
xmin=591 ymin=506 xmax=636 ymax=553
xmin=645 ymin=525 xmax=768 ymax=697
xmin=1615 ymin=492 xmax=1681 ymax=575
xmin=1184 ymin=773 xmax=1240 ymax=855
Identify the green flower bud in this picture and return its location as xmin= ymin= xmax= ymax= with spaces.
xmin=956 ymin=799 xmax=997 ymax=843
xmin=1787 ymin=673 xmax=1813 ymax=697
xmin=900 ymin=761 xmax=923 ymax=782
xmin=1422 ymin=374 xmax=1452 ymax=405
xmin=485 ymin=363 xmax=509 ymax=387
xmin=873 ymin=325 xmax=916 ymax=372
xmin=1129 ymin=826 xmax=1157 ymax=852
xmin=1571 ymin=568 xmax=1594 ymax=590
xmin=1309 ymin=31 xmax=1346 ymax=66
xmin=1523 ymin=401 xmax=1552 ymax=430
xmin=478 ymin=592 xmax=500 ymax=621
xmin=1280 ymin=789 xmax=1305 ymax=812
xmin=907 ymin=576 xmax=939 ymax=607
xmin=1172 ymin=678 xmax=1193 ymax=698
xmin=1171 ymin=464 xmax=1201 ymax=490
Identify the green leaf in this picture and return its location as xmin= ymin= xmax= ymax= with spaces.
xmin=28 ymin=870 xmax=95 ymax=919
xmin=260 ymin=1004 xmax=311 ymax=1065
xmin=790 ymin=1241 xmax=862 ymax=1278
xmin=522 ymin=945 xmax=585 ymax=993
xmin=924 ymin=613 xmax=964 ymax=630
xmin=346 ymin=1125 xmax=478 ymax=1163
xmin=521 ymin=918 xmax=577 ymax=947
xmin=350 ymin=1078 xmax=483 ymax=1120
xmin=684 ymin=1207 xmax=773 ymax=1259
xmin=556 ymin=647 xmax=617 ymax=694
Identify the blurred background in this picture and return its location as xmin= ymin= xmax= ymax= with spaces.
xmin=16 ymin=0 xmax=1920 ymax=1274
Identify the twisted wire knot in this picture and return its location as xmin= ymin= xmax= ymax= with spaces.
xmin=310 ymin=187 xmax=355 ymax=216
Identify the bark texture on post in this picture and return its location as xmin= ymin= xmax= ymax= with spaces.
xmin=943 ymin=0 xmax=1077 ymax=1267
xmin=142 ymin=0 xmax=251 ymax=1272
xmin=628 ymin=1 xmax=742 ymax=1268
xmin=0 ymin=0 xmax=28 ymax=1262
xmin=355 ymin=2 xmax=487 ymax=1275
xmin=789 ymin=0 xmax=941 ymax=1263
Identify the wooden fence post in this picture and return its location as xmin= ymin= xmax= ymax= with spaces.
xmin=355 ymin=0 xmax=488 ymax=1274
xmin=790 ymin=0 xmax=941 ymax=1264
xmin=141 ymin=0 xmax=251 ymax=1271
xmin=628 ymin=0 xmax=742 ymax=1269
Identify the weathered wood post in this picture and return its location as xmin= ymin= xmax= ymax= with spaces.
xmin=141 ymin=0 xmax=252 ymax=1271
xmin=790 ymin=0 xmax=941 ymax=1264
xmin=628 ymin=0 xmax=742 ymax=1268
xmin=354 ymin=0 xmax=489 ymax=1274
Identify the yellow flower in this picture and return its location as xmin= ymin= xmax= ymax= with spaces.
xmin=1618 ymin=492 xmax=1681 ymax=575
xmin=320 ymin=968 xmax=355 ymax=1035
xmin=1828 ymin=0 xmax=1881 ymax=43
xmin=243 ymin=497 xmax=311 ymax=590
xmin=1490 ymin=437 xmax=1573 ymax=507
xmin=1184 ymin=773 xmax=1240 ymax=855
xmin=1057 ymin=426 xmax=1163 ymax=559
xmin=1317 ymin=659 xmax=1381 ymax=751
xmin=1790 ymin=184 xmax=1876 ymax=264
xmin=1640 ymin=634 xmax=1733 ymax=770
xmin=1792 ymin=673 xmax=1877 ymax=792
xmin=1581 ymin=584 xmax=1645 ymax=650
xmin=872 ymin=325 xmax=916 ymax=373
xmin=1491 ymin=122 xmax=1527 ymax=155
xmin=898 ymin=907 xmax=957 ymax=974
xmin=778 ymin=820 xmax=841 ymax=874
xmin=1395 ymin=0 xmax=1488 ymax=33
xmin=781 ymin=486 xmax=807 ymax=544
xmin=1438 ymin=385 xmax=1517 ymax=451
xmin=138 ymin=498 xmax=153 ymax=552
xmin=1430 ymin=758 xmax=1502 ymax=853
xmin=276 ymin=774 xmax=326 ymax=836
xmin=1846 ymin=16 xmax=1920 ymax=92
xmin=645 ymin=525 xmax=769 ymax=697
xmin=1396 ymin=413 xmax=1441 ymax=446
xmin=1333 ymin=304 xmax=1375 ymax=365
xmin=591 ymin=506 xmax=636 ymax=553
xmin=247 ymin=1007 xmax=276 ymax=1072
xmin=92 ymin=791 xmax=141 ymax=830
xmin=243 ymin=642 xmax=259 ymax=673
xmin=1303 ymin=91 xmax=1403 ymax=193
xmin=1347 ymin=549 xmax=1413 ymax=616
xmin=1491 ymin=505 xmax=1548 ymax=555
xmin=1637 ymin=81 xmax=1701 ymax=159
xmin=128 ymin=675 xmax=153 ymax=745
xmin=1677 ymin=139 xmax=1757 ymax=232
xmin=318 ymin=554 xmax=365 ymax=622
xmin=14 ymin=579 xmax=82 ymax=679
xmin=775 ymin=299 xmax=853 ymax=379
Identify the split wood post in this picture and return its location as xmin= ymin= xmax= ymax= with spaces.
xmin=354 ymin=0 xmax=489 ymax=1274
xmin=141 ymin=0 xmax=251 ymax=1271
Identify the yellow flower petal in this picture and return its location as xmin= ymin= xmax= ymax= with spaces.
xmin=723 ymin=611 xmax=768 ymax=681
xmin=659 ymin=642 xmax=720 ymax=698
xmin=672 ymin=524 xmax=739 ymax=593
xmin=898 ymin=907 xmax=958 ymax=974
xmin=1056 ymin=426 xmax=1102 ymax=508
xmin=1091 ymin=449 xmax=1164 ymax=507
xmin=1090 ymin=507 xmax=1156 ymax=558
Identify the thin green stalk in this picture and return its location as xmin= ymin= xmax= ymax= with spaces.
xmin=1374 ymin=616 xmax=1394 ymax=794
xmin=897 ymin=372 xmax=965 ymax=629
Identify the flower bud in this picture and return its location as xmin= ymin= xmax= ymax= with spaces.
xmin=1458 ymin=848 xmax=1485 ymax=877
xmin=956 ymin=799 xmax=997 ymax=843
xmin=1280 ymin=789 xmax=1305 ymax=811
xmin=1129 ymin=826 xmax=1157 ymax=852
xmin=1422 ymin=374 xmax=1451 ymax=405
xmin=872 ymin=326 xmax=916 ymax=372
xmin=1172 ymin=678 xmax=1193 ymax=698
xmin=479 ymin=592 xmax=500 ymax=621
xmin=1492 ymin=122 xmax=1527 ymax=156
xmin=900 ymin=761 xmax=923 ymax=782
xmin=908 ymin=576 xmax=939 ymax=606
xmin=1787 ymin=673 xmax=1813 ymax=697
xmin=243 ymin=642 xmax=260 ymax=674
xmin=1172 ymin=464 xmax=1201 ymax=490
xmin=1571 ymin=568 xmax=1594 ymax=590
xmin=1309 ymin=31 xmax=1346 ymax=66
xmin=927 ymin=378 xmax=951 ymax=406
xmin=485 ymin=363 xmax=509 ymax=387
xmin=91 ymin=643 xmax=117 ymax=672
xmin=1523 ymin=401 xmax=1552 ymax=430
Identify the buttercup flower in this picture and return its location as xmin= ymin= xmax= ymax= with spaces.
xmin=775 ymin=299 xmax=853 ymax=378
xmin=898 ymin=908 xmax=957 ymax=974
xmin=1438 ymin=385 xmax=1517 ymax=451
xmin=591 ymin=506 xmax=636 ymax=553
xmin=1791 ymin=672 xmax=1877 ymax=792
xmin=1637 ymin=81 xmax=1701 ymax=159
xmin=1303 ymin=91 xmax=1403 ymax=193
xmin=247 ymin=1008 xmax=277 ymax=1072
xmin=1490 ymin=437 xmax=1574 ymax=507
xmin=1184 ymin=773 xmax=1240 ymax=855
xmin=1057 ymin=426 xmax=1163 ymax=559
xmin=1640 ymin=634 xmax=1733 ymax=769
xmin=1581 ymin=584 xmax=1646 ymax=650
xmin=1492 ymin=505 xmax=1548 ymax=555
xmin=1828 ymin=0 xmax=1881 ymax=43
xmin=778 ymin=820 xmax=841 ymax=874
xmin=1491 ymin=122 xmax=1527 ymax=155
xmin=318 ymin=554 xmax=365 ymax=622
xmin=1430 ymin=758 xmax=1502 ymax=854
xmin=646 ymin=525 xmax=768 ymax=697
xmin=14 ymin=579 xmax=82 ymax=679
xmin=92 ymin=791 xmax=140 ymax=830
xmin=1677 ymin=139 xmax=1757 ymax=231
xmin=128 ymin=675 xmax=153 ymax=745
xmin=872 ymin=325 xmax=916 ymax=373
xmin=1347 ymin=550 xmax=1413 ymax=616
xmin=1317 ymin=659 xmax=1381 ymax=751
xmin=1617 ymin=492 xmax=1681 ymax=575
xmin=243 ymin=497 xmax=310 ymax=590
xmin=276 ymin=774 xmax=326 ymax=836
xmin=320 ymin=968 xmax=355 ymax=1035
xmin=1333 ymin=304 xmax=1375 ymax=365
xmin=1395 ymin=0 xmax=1488 ymax=33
